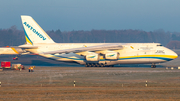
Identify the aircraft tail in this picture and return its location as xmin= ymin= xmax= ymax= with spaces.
xmin=21 ymin=15 xmax=55 ymax=45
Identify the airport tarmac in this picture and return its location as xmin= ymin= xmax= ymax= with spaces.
xmin=0 ymin=50 xmax=180 ymax=100
xmin=0 ymin=67 xmax=180 ymax=101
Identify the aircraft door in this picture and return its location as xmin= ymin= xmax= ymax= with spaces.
xmin=138 ymin=45 xmax=154 ymax=63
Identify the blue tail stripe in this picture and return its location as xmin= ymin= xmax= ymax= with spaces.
xmin=23 ymin=28 xmax=33 ymax=45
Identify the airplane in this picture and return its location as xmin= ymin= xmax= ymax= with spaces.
xmin=0 ymin=15 xmax=178 ymax=68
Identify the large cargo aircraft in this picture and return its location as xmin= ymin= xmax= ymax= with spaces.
xmin=0 ymin=15 xmax=178 ymax=67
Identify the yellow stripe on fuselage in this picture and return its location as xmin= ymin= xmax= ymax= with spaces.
xmin=120 ymin=55 xmax=178 ymax=59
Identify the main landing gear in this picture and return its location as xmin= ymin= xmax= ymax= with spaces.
xmin=85 ymin=63 xmax=114 ymax=67
xmin=151 ymin=63 xmax=156 ymax=68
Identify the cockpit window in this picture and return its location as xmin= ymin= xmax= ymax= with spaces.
xmin=157 ymin=44 xmax=162 ymax=46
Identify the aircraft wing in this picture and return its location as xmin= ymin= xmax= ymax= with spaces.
xmin=42 ymin=44 xmax=123 ymax=54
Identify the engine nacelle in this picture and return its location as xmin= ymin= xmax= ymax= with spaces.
xmin=104 ymin=52 xmax=119 ymax=60
xmin=85 ymin=53 xmax=99 ymax=61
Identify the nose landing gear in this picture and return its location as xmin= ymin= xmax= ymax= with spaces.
xmin=151 ymin=63 xmax=156 ymax=68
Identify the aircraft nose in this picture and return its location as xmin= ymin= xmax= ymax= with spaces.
xmin=171 ymin=50 xmax=178 ymax=59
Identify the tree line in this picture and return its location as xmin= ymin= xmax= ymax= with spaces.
xmin=1 ymin=26 xmax=180 ymax=49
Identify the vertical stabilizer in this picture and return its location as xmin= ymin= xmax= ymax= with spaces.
xmin=21 ymin=15 xmax=55 ymax=45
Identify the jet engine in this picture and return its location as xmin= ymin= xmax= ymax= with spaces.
xmin=104 ymin=52 xmax=119 ymax=60
xmin=85 ymin=53 xmax=100 ymax=61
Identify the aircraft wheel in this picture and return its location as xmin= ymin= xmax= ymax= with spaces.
xmin=151 ymin=65 xmax=156 ymax=68
xmin=88 ymin=64 xmax=92 ymax=67
xmin=101 ymin=64 xmax=106 ymax=67
xmin=96 ymin=64 xmax=100 ymax=67
xmin=151 ymin=63 xmax=156 ymax=68
xmin=100 ymin=64 xmax=104 ymax=67
xmin=85 ymin=63 xmax=90 ymax=67
xmin=92 ymin=64 xmax=95 ymax=67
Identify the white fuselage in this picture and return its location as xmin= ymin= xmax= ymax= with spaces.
xmin=20 ymin=43 xmax=178 ymax=65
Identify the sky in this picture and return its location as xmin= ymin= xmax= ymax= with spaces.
xmin=0 ymin=0 xmax=180 ymax=32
